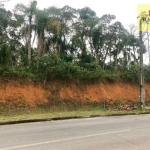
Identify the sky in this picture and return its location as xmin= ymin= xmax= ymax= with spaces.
xmin=2 ymin=0 xmax=150 ymax=64
xmin=2 ymin=0 xmax=150 ymax=29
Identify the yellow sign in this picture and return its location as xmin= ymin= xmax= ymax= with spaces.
xmin=137 ymin=4 xmax=150 ymax=31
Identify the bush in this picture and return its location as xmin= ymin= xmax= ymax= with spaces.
xmin=1 ymin=50 xmax=149 ymax=83
xmin=28 ymin=53 xmax=104 ymax=80
xmin=120 ymin=65 xmax=139 ymax=82
xmin=144 ymin=65 xmax=150 ymax=82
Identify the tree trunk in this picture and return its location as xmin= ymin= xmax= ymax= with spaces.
xmin=95 ymin=48 xmax=100 ymax=63
xmin=103 ymin=47 xmax=109 ymax=69
xmin=38 ymin=30 xmax=44 ymax=56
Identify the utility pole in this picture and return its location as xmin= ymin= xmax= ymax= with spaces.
xmin=139 ymin=18 xmax=145 ymax=110
xmin=28 ymin=13 xmax=32 ymax=61
xmin=148 ymin=33 xmax=150 ymax=65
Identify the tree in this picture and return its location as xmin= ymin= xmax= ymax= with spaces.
xmin=14 ymin=0 xmax=37 ymax=60
xmin=35 ymin=8 xmax=48 ymax=56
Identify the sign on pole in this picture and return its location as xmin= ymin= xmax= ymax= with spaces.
xmin=137 ymin=4 xmax=150 ymax=31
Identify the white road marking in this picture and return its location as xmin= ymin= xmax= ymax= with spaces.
xmin=0 ymin=129 xmax=130 ymax=150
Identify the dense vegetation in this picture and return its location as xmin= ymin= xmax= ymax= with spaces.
xmin=0 ymin=0 xmax=150 ymax=82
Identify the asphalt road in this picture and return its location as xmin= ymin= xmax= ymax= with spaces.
xmin=0 ymin=114 xmax=150 ymax=150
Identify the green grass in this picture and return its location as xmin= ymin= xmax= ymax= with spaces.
xmin=0 ymin=108 xmax=150 ymax=123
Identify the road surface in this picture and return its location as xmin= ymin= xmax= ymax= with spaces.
xmin=0 ymin=114 xmax=150 ymax=150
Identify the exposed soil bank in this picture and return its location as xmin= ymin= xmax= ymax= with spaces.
xmin=0 ymin=79 xmax=150 ymax=108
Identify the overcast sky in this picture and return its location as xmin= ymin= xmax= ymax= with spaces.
xmin=2 ymin=0 xmax=150 ymax=64
xmin=2 ymin=0 xmax=150 ymax=29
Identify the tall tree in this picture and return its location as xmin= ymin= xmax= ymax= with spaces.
xmin=35 ymin=8 xmax=48 ymax=56
xmin=14 ymin=0 xmax=37 ymax=60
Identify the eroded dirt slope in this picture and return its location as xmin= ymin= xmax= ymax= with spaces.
xmin=0 ymin=79 xmax=150 ymax=107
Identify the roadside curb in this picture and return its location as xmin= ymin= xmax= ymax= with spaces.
xmin=0 ymin=112 xmax=150 ymax=125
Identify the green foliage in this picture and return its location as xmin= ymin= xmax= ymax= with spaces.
xmin=103 ymin=71 xmax=118 ymax=82
xmin=0 ymin=44 xmax=12 ymax=66
xmin=120 ymin=65 xmax=139 ymax=82
xmin=78 ymin=52 xmax=95 ymax=63
xmin=60 ymin=54 xmax=73 ymax=62
xmin=144 ymin=65 xmax=150 ymax=82
xmin=29 ymin=53 xmax=103 ymax=80
xmin=78 ymin=7 xmax=96 ymax=20
xmin=0 ymin=2 xmax=150 ymax=83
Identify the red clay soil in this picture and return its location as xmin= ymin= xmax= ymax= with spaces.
xmin=0 ymin=79 xmax=150 ymax=107
xmin=0 ymin=80 xmax=49 ymax=107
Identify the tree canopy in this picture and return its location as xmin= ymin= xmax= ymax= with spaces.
xmin=0 ymin=1 xmax=149 ymax=82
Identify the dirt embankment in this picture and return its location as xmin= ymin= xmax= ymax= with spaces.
xmin=0 ymin=79 xmax=150 ymax=108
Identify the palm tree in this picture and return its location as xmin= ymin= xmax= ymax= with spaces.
xmin=35 ymin=9 xmax=48 ymax=56
xmin=14 ymin=0 xmax=37 ymax=60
